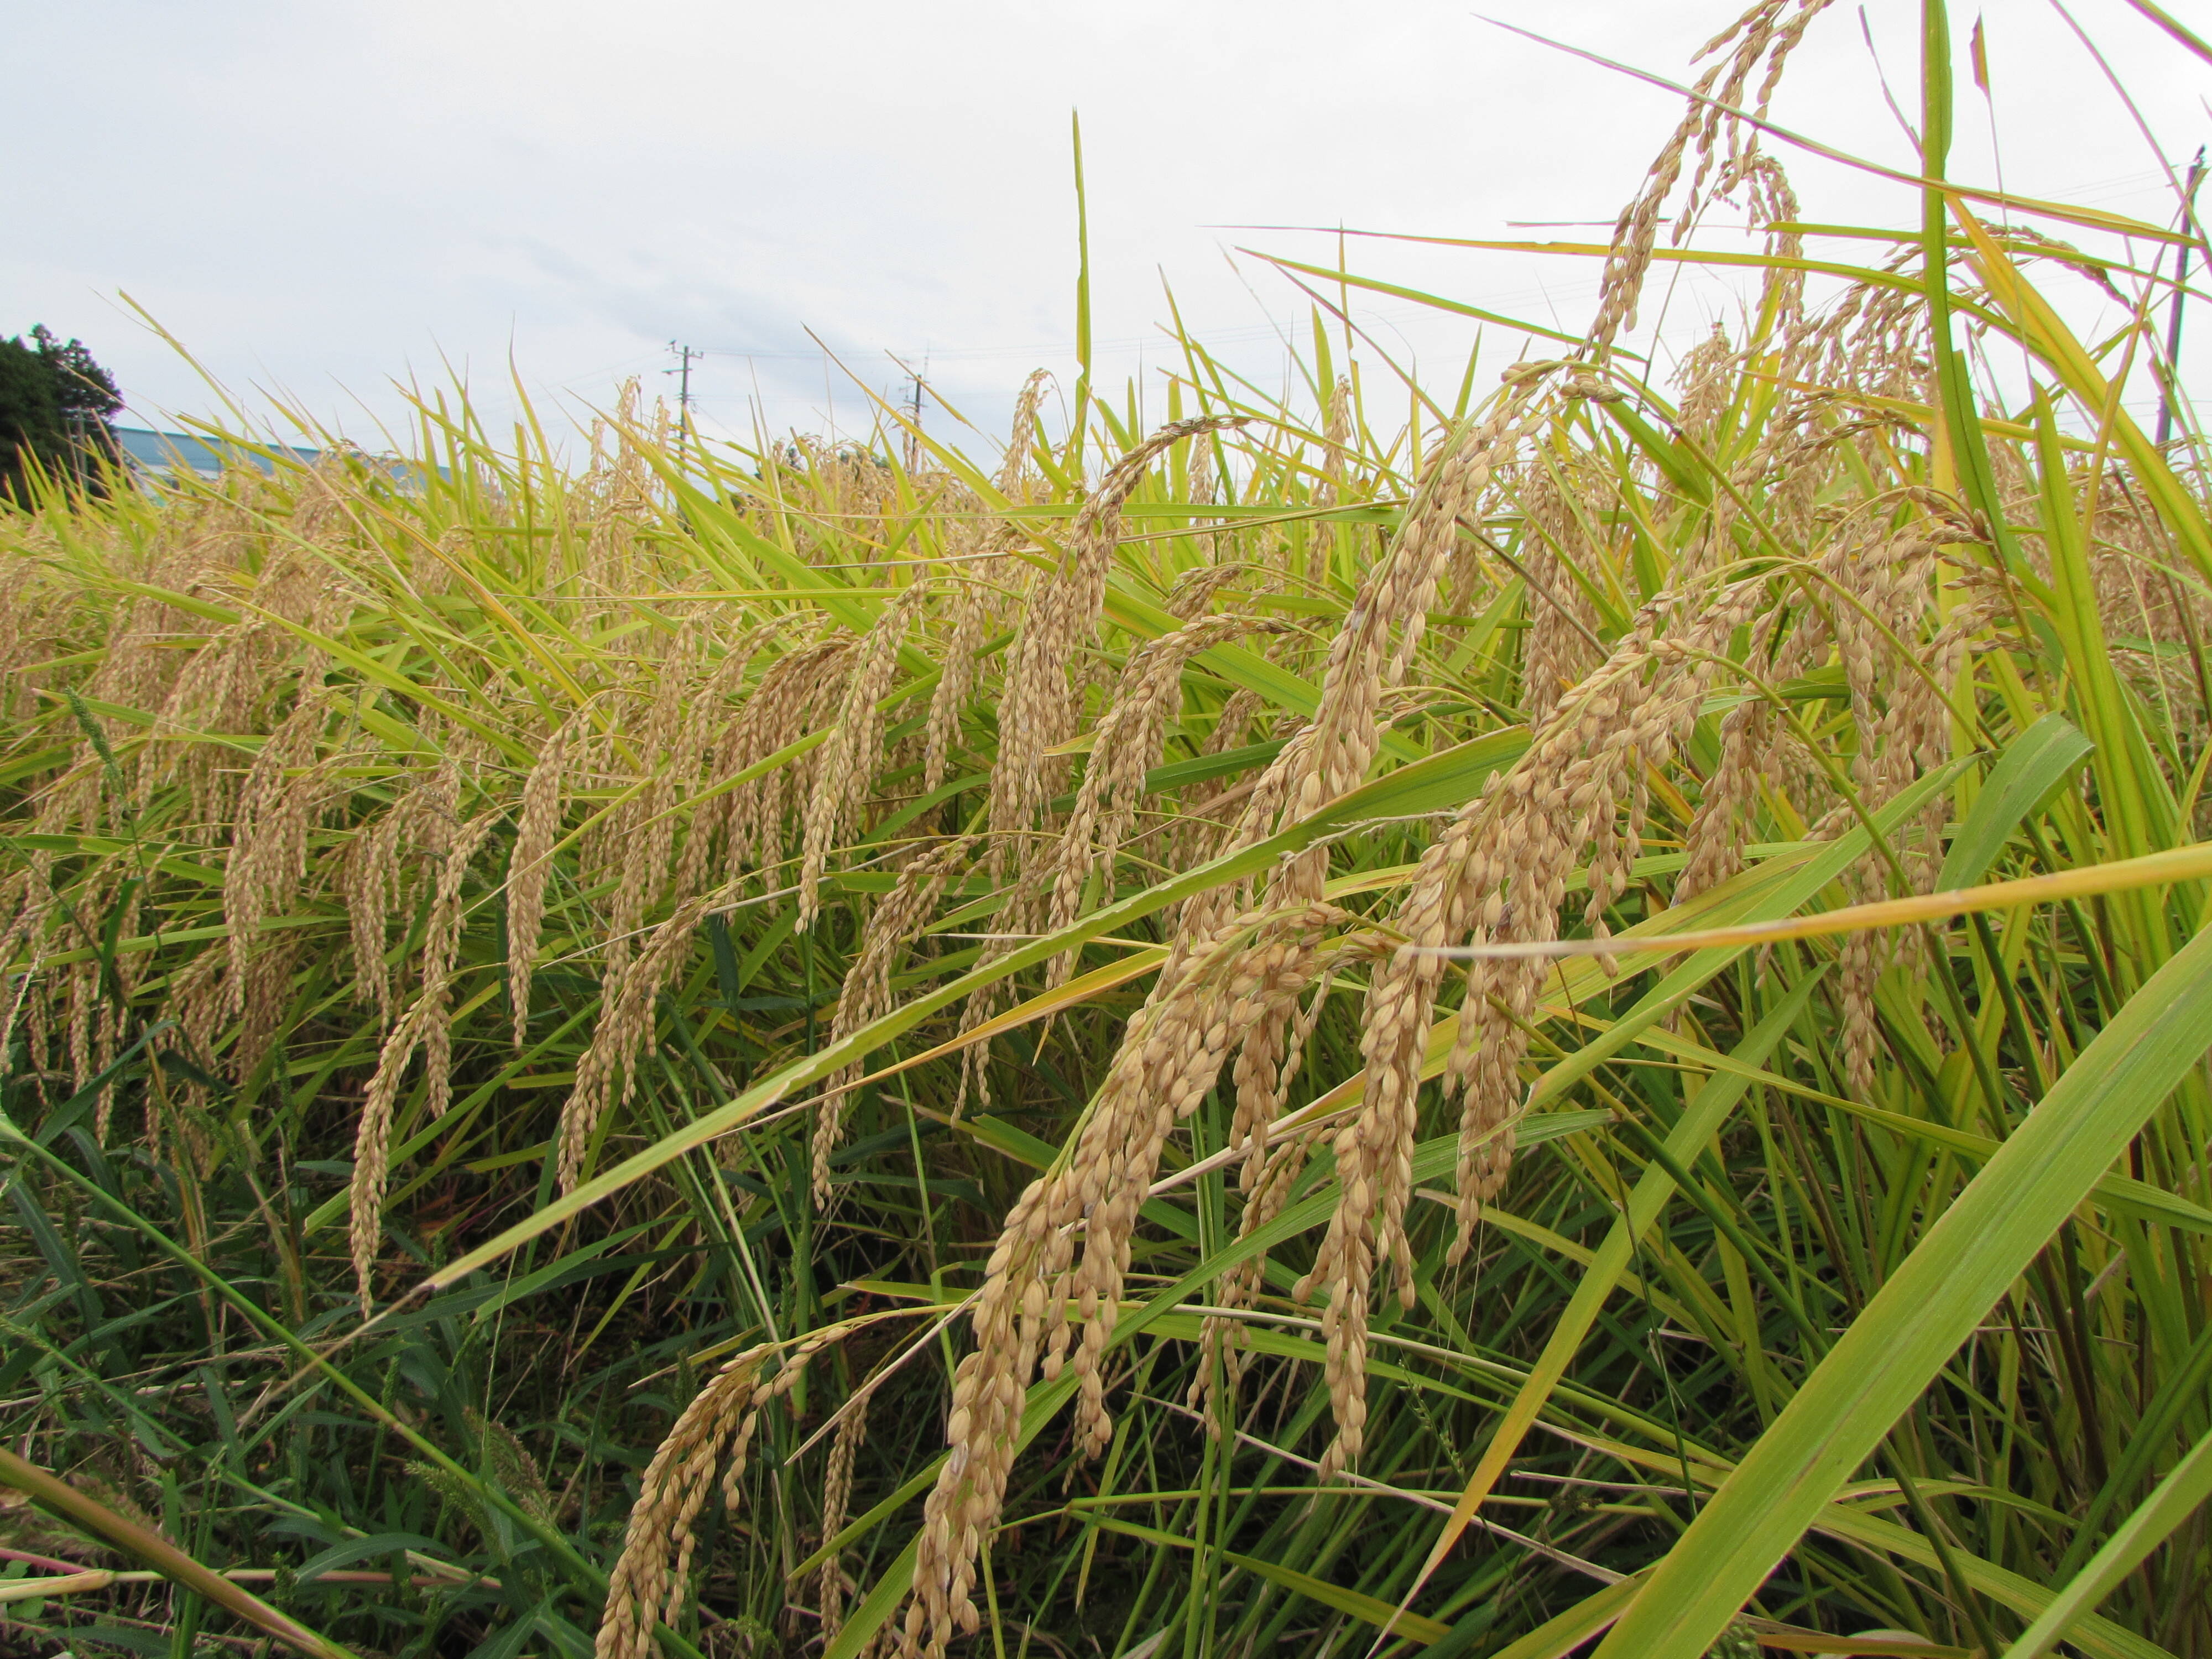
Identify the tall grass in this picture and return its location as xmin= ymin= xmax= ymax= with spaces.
xmin=7 ymin=4 xmax=2212 ymax=1658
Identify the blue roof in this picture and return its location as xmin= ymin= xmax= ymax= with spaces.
xmin=114 ymin=426 xmax=325 ymax=479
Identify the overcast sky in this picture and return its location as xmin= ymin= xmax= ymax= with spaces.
xmin=7 ymin=0 xmax=2205 ymax=461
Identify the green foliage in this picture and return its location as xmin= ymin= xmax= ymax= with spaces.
xmin=0 ymin=325 xmax=122 ymax=502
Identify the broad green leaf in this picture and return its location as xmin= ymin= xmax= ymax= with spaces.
xmin=1592 ymin=913 xmax=2212 ymax=1659
xmin=1938 ymin=712 xmax=2092 ymax=888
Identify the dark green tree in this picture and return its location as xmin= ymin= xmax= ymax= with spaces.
xmin=0 ymin=325 xmax=123 ymax=502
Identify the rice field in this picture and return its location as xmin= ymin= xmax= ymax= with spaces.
xmin=6 ymin=4 xmax=2212 ymax=1658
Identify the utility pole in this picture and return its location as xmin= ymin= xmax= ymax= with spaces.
xmin=2158 ymin=149 xmax=2205 ymax=448
xmin=902 ymin=357 xmax=927 ymax=473
xmin=666 ymin=341 xmax=703 ymax=463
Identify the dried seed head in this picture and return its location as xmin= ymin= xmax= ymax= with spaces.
xmin=349 ymin=805 xmax=499 ymax=1310
xmin=988 ymin=417 xmax=1247 ymax=877
xmin=1192 ymin=967 xmax=1339 ymax=1419
xmin=507 ymin=710 xmax=587 ymax=1051
xmin=1292 ymin=565 xmax=1773 ymax=1479
xmin=1307 ymin=377 xmax=1354 ymax=588
xmin=721 ymin=635 xmax=855 ymax=881
xmin=1261 ymin=388 xmax=1543 ymax=917
xmin=1588 ymin=0 xmax=1832 ymax=354
xmin=1042 ymin=615 xmax=1288 ymax=985
xmin=1517 ymin=458 xmax=1609 ymax=730
xmin=812 ymin=837 xmax=973 ymax=1201
xmin=225 ymin=689 xmax=330 ymax=1067
xmin=924 ymin=580 xmax=990 ymax=799
xmin=1165 ymin=562 xmax=1245 ymax=623
xmin=817 ymin=1392 xmax=870 ymax=1642
xmin=801 ymin=584 xmax=927 ymax=930
xmin=1187 ymin=427 xmax=1218 ymax=510
xmin=996 ymin=371 xmax=1052 ymax=500
xmin=670 ymin=633 xmax=768 ymax=905
xmin=601 ymin=624 xmax=710 ymax=982
xmin=0 ymin=864 xmax=56 ymax=1086
xmin=597 ymin=1327 xmax=849 ymax=1659
xmin=557 ymin=886 xmax=726 ymax=1194
xmin=907 ymin=902 xmax=1357 ymax=1657
xmin=346 ymin=802 xmax=407 ymax=1025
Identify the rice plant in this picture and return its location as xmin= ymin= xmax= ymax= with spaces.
xmin=6 ymin=4 xmax=2212 ymax=1658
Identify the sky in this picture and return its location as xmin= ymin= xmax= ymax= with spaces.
xmin=6 ymin=0 xmax=2206 ymax=464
